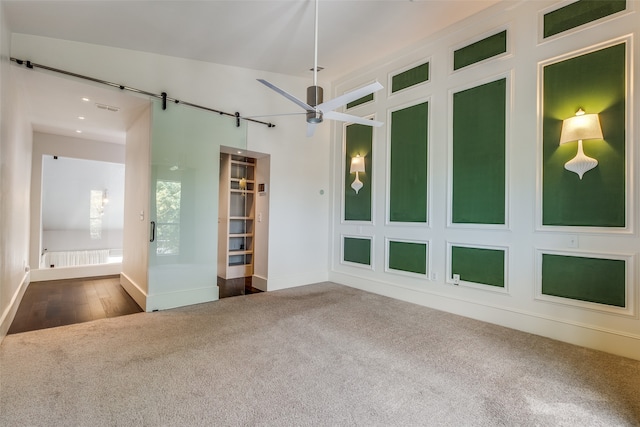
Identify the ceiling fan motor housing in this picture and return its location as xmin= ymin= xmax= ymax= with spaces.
xmin=306 ymin=85 xmax=323 ymax=123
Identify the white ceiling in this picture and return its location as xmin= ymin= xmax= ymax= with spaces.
xmin=5 ymin=0 xmax=502 ymax=143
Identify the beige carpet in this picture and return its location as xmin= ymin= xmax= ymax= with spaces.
xmin=1 ymin=282 xmax=639 ymax=426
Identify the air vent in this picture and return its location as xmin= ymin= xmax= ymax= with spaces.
xmin=95 ymin=103 xmax=120 ymax=112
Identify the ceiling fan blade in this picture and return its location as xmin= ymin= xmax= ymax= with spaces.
xmin=316 ymin=81 xmax=383 ymax=113
xmin=306 ymin=123 xmax=317 ymax=137
xmin=257 ymin=79 xmax=315 ymax=112
xmin=324 ymin=111 xmax=383 ymax=127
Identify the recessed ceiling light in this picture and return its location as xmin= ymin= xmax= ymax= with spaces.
xmin=237 ymin=151 xmax=242 ymax=154
xmin=82 ymin=97 xmax=90 ymax=102
xmin=76 ymin=130 xmax=82 ymax=133
xmin=78 ymin=116 xmax=85 ymax=120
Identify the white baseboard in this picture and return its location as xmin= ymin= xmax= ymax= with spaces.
xmin=30 ymin=263 xmax=122 ymax=282
xmin=266 ymin=270 xmax=329 ymax=291
xmin=252 ymin=274 xmax=268 ymax=291
xmin=120 ymin=272 xmax=148 ymax=311
xmin=330 ymin=271 xmax=640 ymax=361
xmin=0 ymin=271 xmax=30 ymax=341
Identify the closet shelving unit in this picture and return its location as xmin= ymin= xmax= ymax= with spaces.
xmin=218 ymin=153 xmax=255 ymax=279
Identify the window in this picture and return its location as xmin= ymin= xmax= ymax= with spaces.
xmin=155 ymin=180 xmax=181 ymax=255
xmin=89 ymin=190 xmax=104 ymax=239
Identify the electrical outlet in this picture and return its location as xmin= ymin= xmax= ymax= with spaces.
xmin=430 ymin=272 xmax=438 ymax=280
xmin=453 ymin=274 xmax=460 ymax=285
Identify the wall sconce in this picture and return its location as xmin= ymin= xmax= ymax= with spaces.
xmin=102 ymin=189 xmax=109 ymax=205
xmin=559 ymin=108 xmax=604 ymax=179
xmin=350 ymin=154 xmax=365 ymax=194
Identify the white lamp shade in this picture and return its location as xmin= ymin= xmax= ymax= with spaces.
xmin=350 ymin=155 xmax=365 ymax=173
xmin=559 ymin=112 xmax=603 ymax=145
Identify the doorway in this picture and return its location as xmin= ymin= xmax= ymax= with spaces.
xmin=217 ymin=147 xmax=270 ymax=297
xmin=40 ymin=155 xmax=125 ymax=272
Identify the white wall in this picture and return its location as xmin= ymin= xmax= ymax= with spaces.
xmin=0 ymin=12 xmax=34 ymax=338
xmin=12 ymin=34 xmax=331 ymax=293
xmin=253 ymin=155 xmax=270 ymax=291
xmin=329 ymin=0 xmax=640 ymax=360
xmin=121 ymin=105 xmax=150 ymax=310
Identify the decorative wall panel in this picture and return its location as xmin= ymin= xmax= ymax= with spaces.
xmin=452 ymin=78 xmax=506 ymax=225
xmin=390 ymin=102 xmax=428 ymax=223
xmin=541 ymin=42 xmax=626 ymax=227
xmin=344 ymin=124 xmax=373 ymax=222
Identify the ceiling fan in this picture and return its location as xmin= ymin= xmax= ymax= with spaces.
xmin=256 ymin=0 xmax=384 ymax=137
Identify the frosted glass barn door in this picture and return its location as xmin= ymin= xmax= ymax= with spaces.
xmin=147 ymin=101 xmax=246 ymax=310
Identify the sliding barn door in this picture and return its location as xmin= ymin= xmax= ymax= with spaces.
xmin=147 ymin=101 xmax=247 ymax=310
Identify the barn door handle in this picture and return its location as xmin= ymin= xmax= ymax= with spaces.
xmin=150 ymin=221 xmax=156 ymax=242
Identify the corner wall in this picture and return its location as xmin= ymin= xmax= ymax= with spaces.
xmin=330 ymin=0 xmax=640 ymax=360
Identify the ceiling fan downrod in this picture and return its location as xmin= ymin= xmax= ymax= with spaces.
xmin=306 ymin=0 xmax=322 ymax=124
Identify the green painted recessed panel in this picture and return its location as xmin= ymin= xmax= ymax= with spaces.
xmin=343 ymin=237 xmax=371 ymax=266
xmin=451 ymin=246 xmax=505 ymax=287
xmin=542 ymin=43 xmax=625 ymax=227
xmin=452 ymin=79 xmax=506 ymax=224
xmin=347 ymin=93 xmax=374 ymax=110
xmin=392 ymin=62 xmax=430 ymax=93
xmin=544 ymin=0 xmax=626 ymax=38
xmin=388 ymin=241 xmax=427 ymax=275
xmin=542 ymin=254 xmax=625 ymax=307
xmin=344 ymin=124 xmax=373 ymax=221
xmin=390 ymin=102 xmax=428 ymax=223
xmin=454 ymin=30 xmax=507 ymax=70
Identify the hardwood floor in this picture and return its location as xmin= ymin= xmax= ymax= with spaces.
xmin=8 ymin=275 xmax=142 ymax=334
xmin=218 ymin=276 xmax=263 ymax=298
xmin=8 ymin=275 xmax=262 ymax=334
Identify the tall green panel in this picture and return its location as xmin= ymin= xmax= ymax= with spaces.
xmin=344 ymin=124 xmax=373 ymax=221
xmin=542 ymin=43 xmax=625 ymax=227
xmin=454 ymin=30 xmax=507 ymax=70
xmin=544 ymin=0 xmax=626 ymax=38
xmin=343 ymin=237 xmax=371 ymax=266
xmin=452 ymin=79 xmax=506 ymax=224
xmin=392 ymin=63 xmax=430 ymax=93
xmin=390 ymin=102 xmax=428 ymax=223
xmin=542 ymin=254 xmax=625 ymax=307
xmin=451 ymin=246 xmax=505 ymax=287
xmin=388 ymin=241 xmax=427 ymax=275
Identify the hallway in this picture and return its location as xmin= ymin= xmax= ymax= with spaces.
xmin=8 ymin=275 xmax=263 ymax=334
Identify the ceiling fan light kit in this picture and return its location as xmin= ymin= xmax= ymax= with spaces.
xmin=257 ymin=0 xmax=384 ymax=136
xmin=306 ymin=85 xmax=323 ymax=124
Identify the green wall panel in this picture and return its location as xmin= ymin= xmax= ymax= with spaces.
xmin=453 ymin=30 xmax=507 ymax=70
xmin=347 ymin=93 xmax=374 ymax=110
xmin=544 ymin=0 xmax=626 ymax=38
xmin=344 ymin=124 xmax=373 ymax=221
xmin=388 ymin=241 xmax=427 ymax=275
xmin=542 ymin=254 xmax=625 ymax=307
xmin=452 ymin=79 xmax=506 ymax=224
xmin=451 ymin=246 xmax=505 ymax=287
xmin=390 ymin=102 xmax=428 ymax=223
xmin=343 ymin=237 xmax=371 ymax=266
xmin=542 ymin=43 xmax=625 ymax=227
xmin=392 ymin=62 xmax=430 ymax=93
